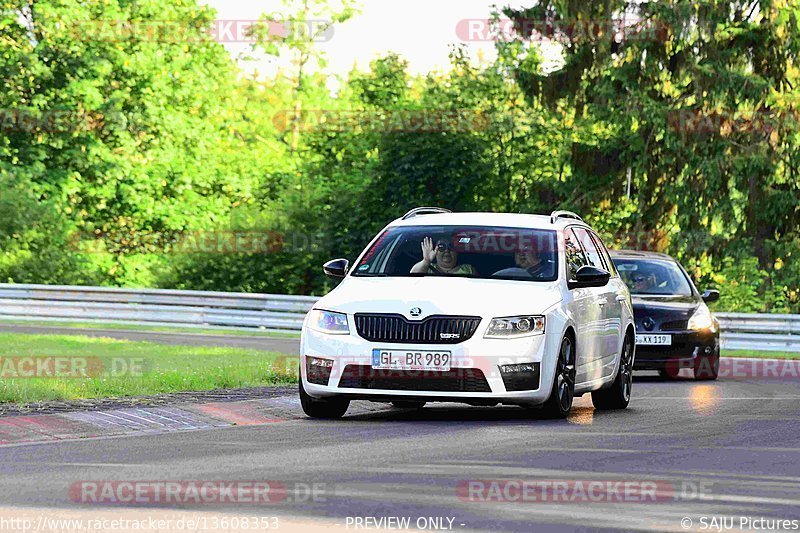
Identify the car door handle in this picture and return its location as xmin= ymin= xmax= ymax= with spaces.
xmin=597 ymin=298 xmax=608 ymax=306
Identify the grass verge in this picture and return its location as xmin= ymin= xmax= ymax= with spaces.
xmin=0 ymin=332 xmax=299 ymax=404
xmin=723 ymin=349 xmax=799 ymax=360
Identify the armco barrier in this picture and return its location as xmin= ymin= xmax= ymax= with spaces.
xmin=716 ymin=313 xmax=800 ymax=352
xmin=0 ymin=284 xmax=316 ymax=333
xmin=0 ymin=284 xmax=796 ymax=351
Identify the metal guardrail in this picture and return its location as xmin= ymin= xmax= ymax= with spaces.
xmin=0 ymin=284 xmax=797 ymax=351
xmin=0 ymin=284 xmax=317 ymax=333
xmin=716 ymin=313 xmax=800 ymax=352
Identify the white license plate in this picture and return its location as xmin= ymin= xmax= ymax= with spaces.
xmin=371 ymin=349 xmax=452 ymax=371
xmin=636 ymin=334 xmax=672 ymax=346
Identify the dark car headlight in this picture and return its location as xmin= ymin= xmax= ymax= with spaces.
xmin=688 ymin=305 xmax=715 ymax=332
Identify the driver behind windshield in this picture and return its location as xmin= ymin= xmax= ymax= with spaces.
xmin=633 ymin=273 xmax=656 ymax=292
xmin=493 ymin=244 xmax=552 ymax=279
xmin=410 ymin=237 xmax=475 ymax=275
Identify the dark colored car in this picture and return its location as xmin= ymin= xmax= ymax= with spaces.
xmin=610 ymin=251 xmax=720 ymax=380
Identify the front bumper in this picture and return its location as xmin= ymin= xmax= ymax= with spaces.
xmin=300 ymin=325 xmax=561 ymax=405
xmin=633 ymin=329 xmax=719 ymax=370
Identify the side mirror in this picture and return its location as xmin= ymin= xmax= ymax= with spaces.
xmin=569 ymin=265 xmax=611 ymax=289
xmin=323 ymin=258 xmax=349 ymax=279
xmin=701 ymin=289 xmax=720 ymax=303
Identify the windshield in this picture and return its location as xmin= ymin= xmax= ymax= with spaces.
xmin=352 ymin=225 xmax=559 ymax=282
xmin=613 ymin=257 xmax=694 ymax=295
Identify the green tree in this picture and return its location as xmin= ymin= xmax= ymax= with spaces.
xmin=0 ymin=0 xmax=258 ymax=285
xmin=505 ymin=0 xmax=800 ymax=309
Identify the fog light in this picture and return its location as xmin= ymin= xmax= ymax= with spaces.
xmin=306 ymin=356 xmax=334 ymax=385
xmin=498 ymin=362 xmax=541 ymax=391
xmin=499 ymin=363 xmax=538 ymax=374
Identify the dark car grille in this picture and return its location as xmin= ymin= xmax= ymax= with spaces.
xmin=354 ymin=314 xmax=481 ymax=344
xmin=338 ymin=365 xmax=491 ymax=392
xmin=660 ymin=319 xmax=688 ymax=331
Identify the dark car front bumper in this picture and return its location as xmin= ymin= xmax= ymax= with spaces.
xmin=634 ymin=329 xmax=719 ymax=371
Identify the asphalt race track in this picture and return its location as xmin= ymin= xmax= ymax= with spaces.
xmin=0 ymin=327 xmax=798 ymax=532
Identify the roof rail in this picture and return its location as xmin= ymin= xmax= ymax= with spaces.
xmin=550 ymin=210 xmax=583 ymax=224
xmin=402 ymin=207 xmax=452 ymax=220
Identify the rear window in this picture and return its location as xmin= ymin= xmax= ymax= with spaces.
xmin=353 ymin=225 xmax=559 ymax=282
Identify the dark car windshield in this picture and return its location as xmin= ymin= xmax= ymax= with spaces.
xmin=613 ymin=257 xmax=693 ymax=295
xmin=352 ymin=225 xmax=559 ymax=282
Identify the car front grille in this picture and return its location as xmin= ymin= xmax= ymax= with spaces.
xmin=338 ymin=365 xmax=491 ymax=392
xmin=354 ymin=314 xmax=481 ymax=344
xmin=660 ymin=320 xmax=688 ymax=331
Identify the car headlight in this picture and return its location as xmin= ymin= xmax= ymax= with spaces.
xmin=485 ymin=315 xmax=545 ymax=339
xmin=308 ymin=309 xmax=350 ymax=335
xmin=687 ymin=304 xmax=715 ymax=331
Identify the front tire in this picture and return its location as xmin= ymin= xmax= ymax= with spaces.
xmin=299 ymin=379 xmax=350 ymax=419
xmin=592 ymin=333 xmax=634 ymax=410
xmin=539 ymin=335 xmax=576 ymax=419
xmin=694 ymin=353 xmax=719 ymax=381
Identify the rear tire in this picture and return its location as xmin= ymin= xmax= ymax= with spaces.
xmin=391 ymin=401 xmax=426 ymax=409
xmin=299 ymin=378 xmax=350 ymax=419
xmin=539 ymin=335 xmax=576 ymax=419
xmin=592 ymin=333 xmax=634 ymax=410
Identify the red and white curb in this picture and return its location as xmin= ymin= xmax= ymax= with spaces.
xmin=0 ymin=398 xmax=299 ymax=446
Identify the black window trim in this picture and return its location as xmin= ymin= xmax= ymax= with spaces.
xmin=568 ymin=225 xmax=610 ymax=273
xmin=563 ymin=226 xmax=589 ymax=282
xmin=587 ymin=229 xmax=618 ymax=277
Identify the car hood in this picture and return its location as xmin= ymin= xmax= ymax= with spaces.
xmin=314 ymin=276 xmax=563 ymax=319
xmin=630 ymin=294 xmax=699 ymax=309
xmin=629 ymin=294 xmax=700 ymax=330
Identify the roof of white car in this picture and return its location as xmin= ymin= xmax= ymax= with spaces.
xmin=389 ymin=211 xmax=589 ymax=230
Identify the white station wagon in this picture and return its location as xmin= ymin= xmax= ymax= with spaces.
xmin=300 ymin=208 xmax=635 ymax=419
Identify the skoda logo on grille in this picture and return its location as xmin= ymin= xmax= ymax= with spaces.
xmin=642 ymin=317 xmax=655 ymax=331
xmin=409 ymin=307 xmax=422 ymax=318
